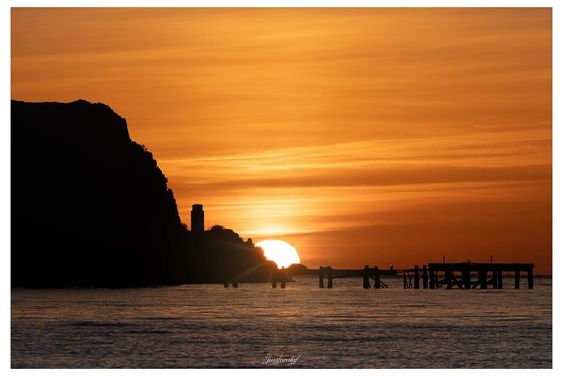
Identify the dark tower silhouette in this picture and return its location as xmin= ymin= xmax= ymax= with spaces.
xmin=191 ymin=204 xmax=204 ymax=233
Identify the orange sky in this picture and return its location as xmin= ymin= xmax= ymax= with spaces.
xmin=11 ymin=8 xmax=552 ymax=273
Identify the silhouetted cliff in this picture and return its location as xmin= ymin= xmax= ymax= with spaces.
xmin=11 ymin=100 xmax=274 ymax=287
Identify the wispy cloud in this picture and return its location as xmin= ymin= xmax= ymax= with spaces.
xmin=11 ymin=8 xmax=551 ymax=272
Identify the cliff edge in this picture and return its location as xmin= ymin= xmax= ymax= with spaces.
xmin=11 ymin=100 xmax=274 ymax=287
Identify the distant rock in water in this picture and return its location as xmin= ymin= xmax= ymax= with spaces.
xmin=11 ymin=100 xmax=275 ymax=287
xmin=287 ymin=263 xmax=309 ymax=275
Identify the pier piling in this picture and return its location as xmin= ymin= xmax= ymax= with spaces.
xmin=373 ymin=266 xmax=381 ymax=289
xmin=281 ymin=267 xmax=286 ymax=288
xmin=445 ymin=270 xmax=453 ymax=289
xmin=479 ymin=270 xmax=487 ymax=289
xmin=363 ymin=265 xmax=370 ymax=288
xmin=462 ymin=269 xmax=470 ymax=289
xmin=515 ymin=270 xmax=520 ymax=289
xmin=422 ymin=265 xmax=428 ymax=289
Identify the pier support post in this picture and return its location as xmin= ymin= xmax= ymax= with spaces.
xmin=403 ymin=272 xmax=407 ymax=289
xmin=327 ymin=267 xmax=333 ymax=288
xmin=462 ymin=269 xmax=470 ymax=289
xmin=528 ymin=268 xmax=534 ymax=289
xmin=422 ymin=265 xmax=428 ymax=289
xmin=446 ymin=270 xmax=453 ymax=289
xmin=373 ymin=266 xmax=381 ymax=289
xmin=498 ymin=270 xmax=503 ymax=289
xmin=429 ymin=269 xmax=436 ymax=289
xmin=224 ymin=282 xmax=229 ymax=288
xmin=515 ymin=270 xmax=520 ymax=289
xmin=414 ymin=265 xmax=420 ymax=289
xmin=492 ymin=270 xmax=498 ymax=289
xmin=363 ymin=265 xmax=370 ymax=288
xmin=281 ymin=267 xmax=286 ymax=288
xmin=319 ymin=266 xmax=324 ymax=288
xmin=479 ymin=270 xmax=487 ymax=289
xmin=232 ymin=282 xmax=238 ymax=288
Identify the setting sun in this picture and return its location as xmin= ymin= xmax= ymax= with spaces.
xmin=256 ymin=240 xmax=300 ymax=269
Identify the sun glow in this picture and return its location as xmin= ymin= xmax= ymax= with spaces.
xmin=256 ymin=240 xmax=301 ymax=269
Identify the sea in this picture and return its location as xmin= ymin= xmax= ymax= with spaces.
xmin=11 ymin=276 xmax=552 ymax=368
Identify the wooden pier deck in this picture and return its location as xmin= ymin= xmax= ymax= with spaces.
xmin=315 ymin=262 xmax=534 ymax=290
xmin=400 ymin=262 xmax=534 ymax=289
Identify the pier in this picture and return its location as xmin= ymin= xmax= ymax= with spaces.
xmin=400 ymin=262 xmax=534 ymax=289
xmin=318 ymin=265 xmax=390 ymax=288
xmin=221 ymin=261 xmax=535 ymax=290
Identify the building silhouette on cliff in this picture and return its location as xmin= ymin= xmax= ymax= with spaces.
xmin=191 ymin=204 xmax=204 ymax=233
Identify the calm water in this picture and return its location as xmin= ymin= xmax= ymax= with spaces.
xmin=11 ymin=276 xmax=551 ymax=368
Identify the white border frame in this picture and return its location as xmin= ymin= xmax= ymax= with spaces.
xmin=1 ymin=1 xmax=558 ymax=375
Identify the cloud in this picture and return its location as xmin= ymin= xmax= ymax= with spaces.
xmin=160 ymin=127 xmax=550 ymax=192
xmin=11 ymin=8 xmax=552 ymax=273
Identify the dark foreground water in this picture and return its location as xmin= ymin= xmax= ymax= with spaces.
xmin=11 ymin=276 xmax=551 ymax=368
